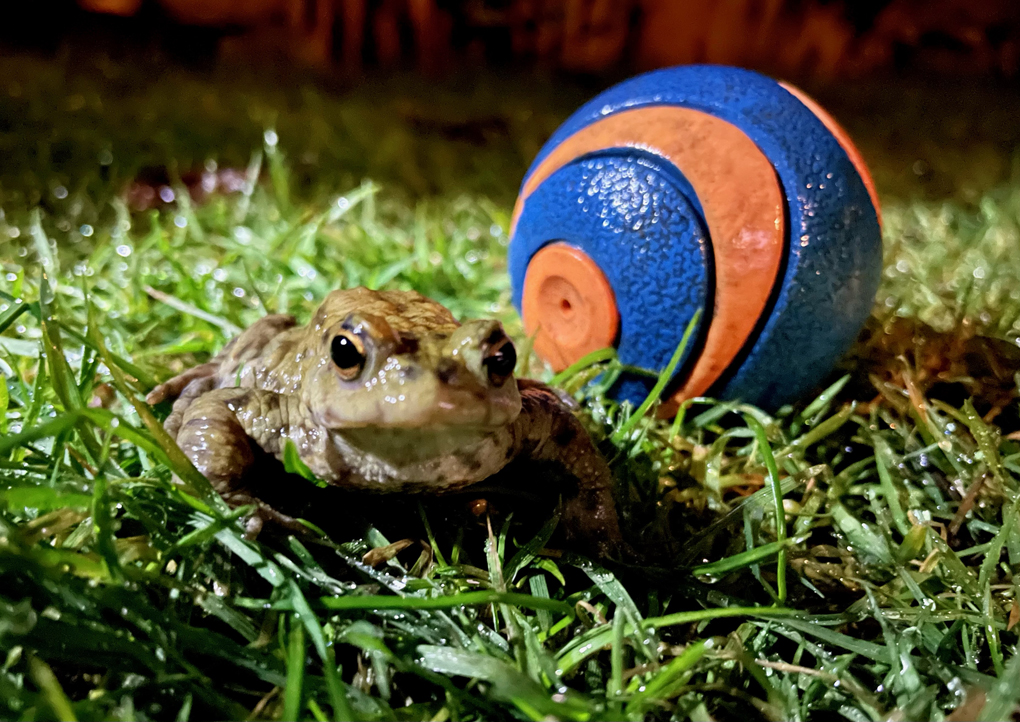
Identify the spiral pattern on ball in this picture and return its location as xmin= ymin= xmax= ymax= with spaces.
xmin=509 ymin=65 xmax=882 ymax=411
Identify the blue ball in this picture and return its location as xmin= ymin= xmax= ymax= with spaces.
xmin=510 ymin=65 xmax=882 ymax=410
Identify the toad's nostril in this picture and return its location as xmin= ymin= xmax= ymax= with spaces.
xmin=436 ymin=359 xmax=459 ymax=385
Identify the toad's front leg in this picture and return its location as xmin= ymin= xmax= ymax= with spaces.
xmin=146 ymin=313 xmax=297 ymax=437
xmin=512 ymin=380 xmax=631 ymax=560
xmin=172 ymin=387 xmax=316 ymax=536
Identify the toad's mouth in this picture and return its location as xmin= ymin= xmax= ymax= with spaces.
xmin=315 ymin=387 xmax=523 ymax=430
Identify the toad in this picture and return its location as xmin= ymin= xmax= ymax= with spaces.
xmin=147 ymin=287 xmax=626 ymax=557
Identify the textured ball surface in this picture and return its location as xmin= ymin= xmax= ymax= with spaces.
xmin=514 ymin=152 xmax=710 ymax=402
xmin=510 ymin=64 xmax=882 ymax=410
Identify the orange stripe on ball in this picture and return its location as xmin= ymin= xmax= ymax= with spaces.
xmin=779 ymin=82 xmax=882 ymax=228
xmin=512 ymin=106 xmax=785 ymax=411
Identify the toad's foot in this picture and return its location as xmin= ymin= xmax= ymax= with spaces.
xmin=221 ymin=490 xmax=313 ymax=539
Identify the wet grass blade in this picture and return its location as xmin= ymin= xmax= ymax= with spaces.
xmin=28 ymin=654 xmax=77 ymax=722
xmin=692 ymin=538 xmax=796 ymax=577
xmin=978 ymin=646 xmax=1020 ymax=721
xmin=550 ymin=347 xmax=616 ymax=387
xmin=556 ymin=606 xmax=796 ymax=675
xmin=745 ymin=414 xmax=788 ymax=604
xmin=873 ymin=437 xmax=911 ymax=537
xmin=279 ymin=590 xmax=574 ymax=615
xmin=612 ymin=310 xmax=701 ymax=444
xmin=86 ymin=300 xmax=221 ymax=505
xmin=625 ymin=639 xmax=708 ymax=715
xmin=90 ymin=473 xmax=123 ymax=583
xmin=417 ymin=645 xmax=591 ymax=721
xmin=283 ymin=616 xmax=306 ymax=722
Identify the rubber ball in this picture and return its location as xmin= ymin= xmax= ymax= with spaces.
xmin=509 ymin=64 xmax=883 ymax=412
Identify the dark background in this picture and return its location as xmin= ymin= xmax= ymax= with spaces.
xmin=5 ymin=0 xmax=1020 ymax=80
xmin=1 ymin=0 xmax=1018 ymax=213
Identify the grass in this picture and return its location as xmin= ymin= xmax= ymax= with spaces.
xmin=2 ymin=49 xmax=1020 ymax=720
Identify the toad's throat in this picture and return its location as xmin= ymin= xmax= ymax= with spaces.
xmin=327 ymin=426 xmax=513 ymax=491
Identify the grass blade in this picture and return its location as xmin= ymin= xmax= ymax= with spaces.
xmin=745 ymin=414 xmax=788 ymax=604
xmin=612 ymin=310 xmax=701 ymax=444
xmin=283 ymin=616 xmax=306 ymax=722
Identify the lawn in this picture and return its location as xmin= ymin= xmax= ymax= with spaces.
xmin=1 ymin=48 xmax=1020 ymax=721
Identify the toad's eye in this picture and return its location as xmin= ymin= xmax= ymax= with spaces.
xmin=331 ymin=334 xmax=366 ymax=380
xmin=483 ymin=337 xmax=517 ymax=386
